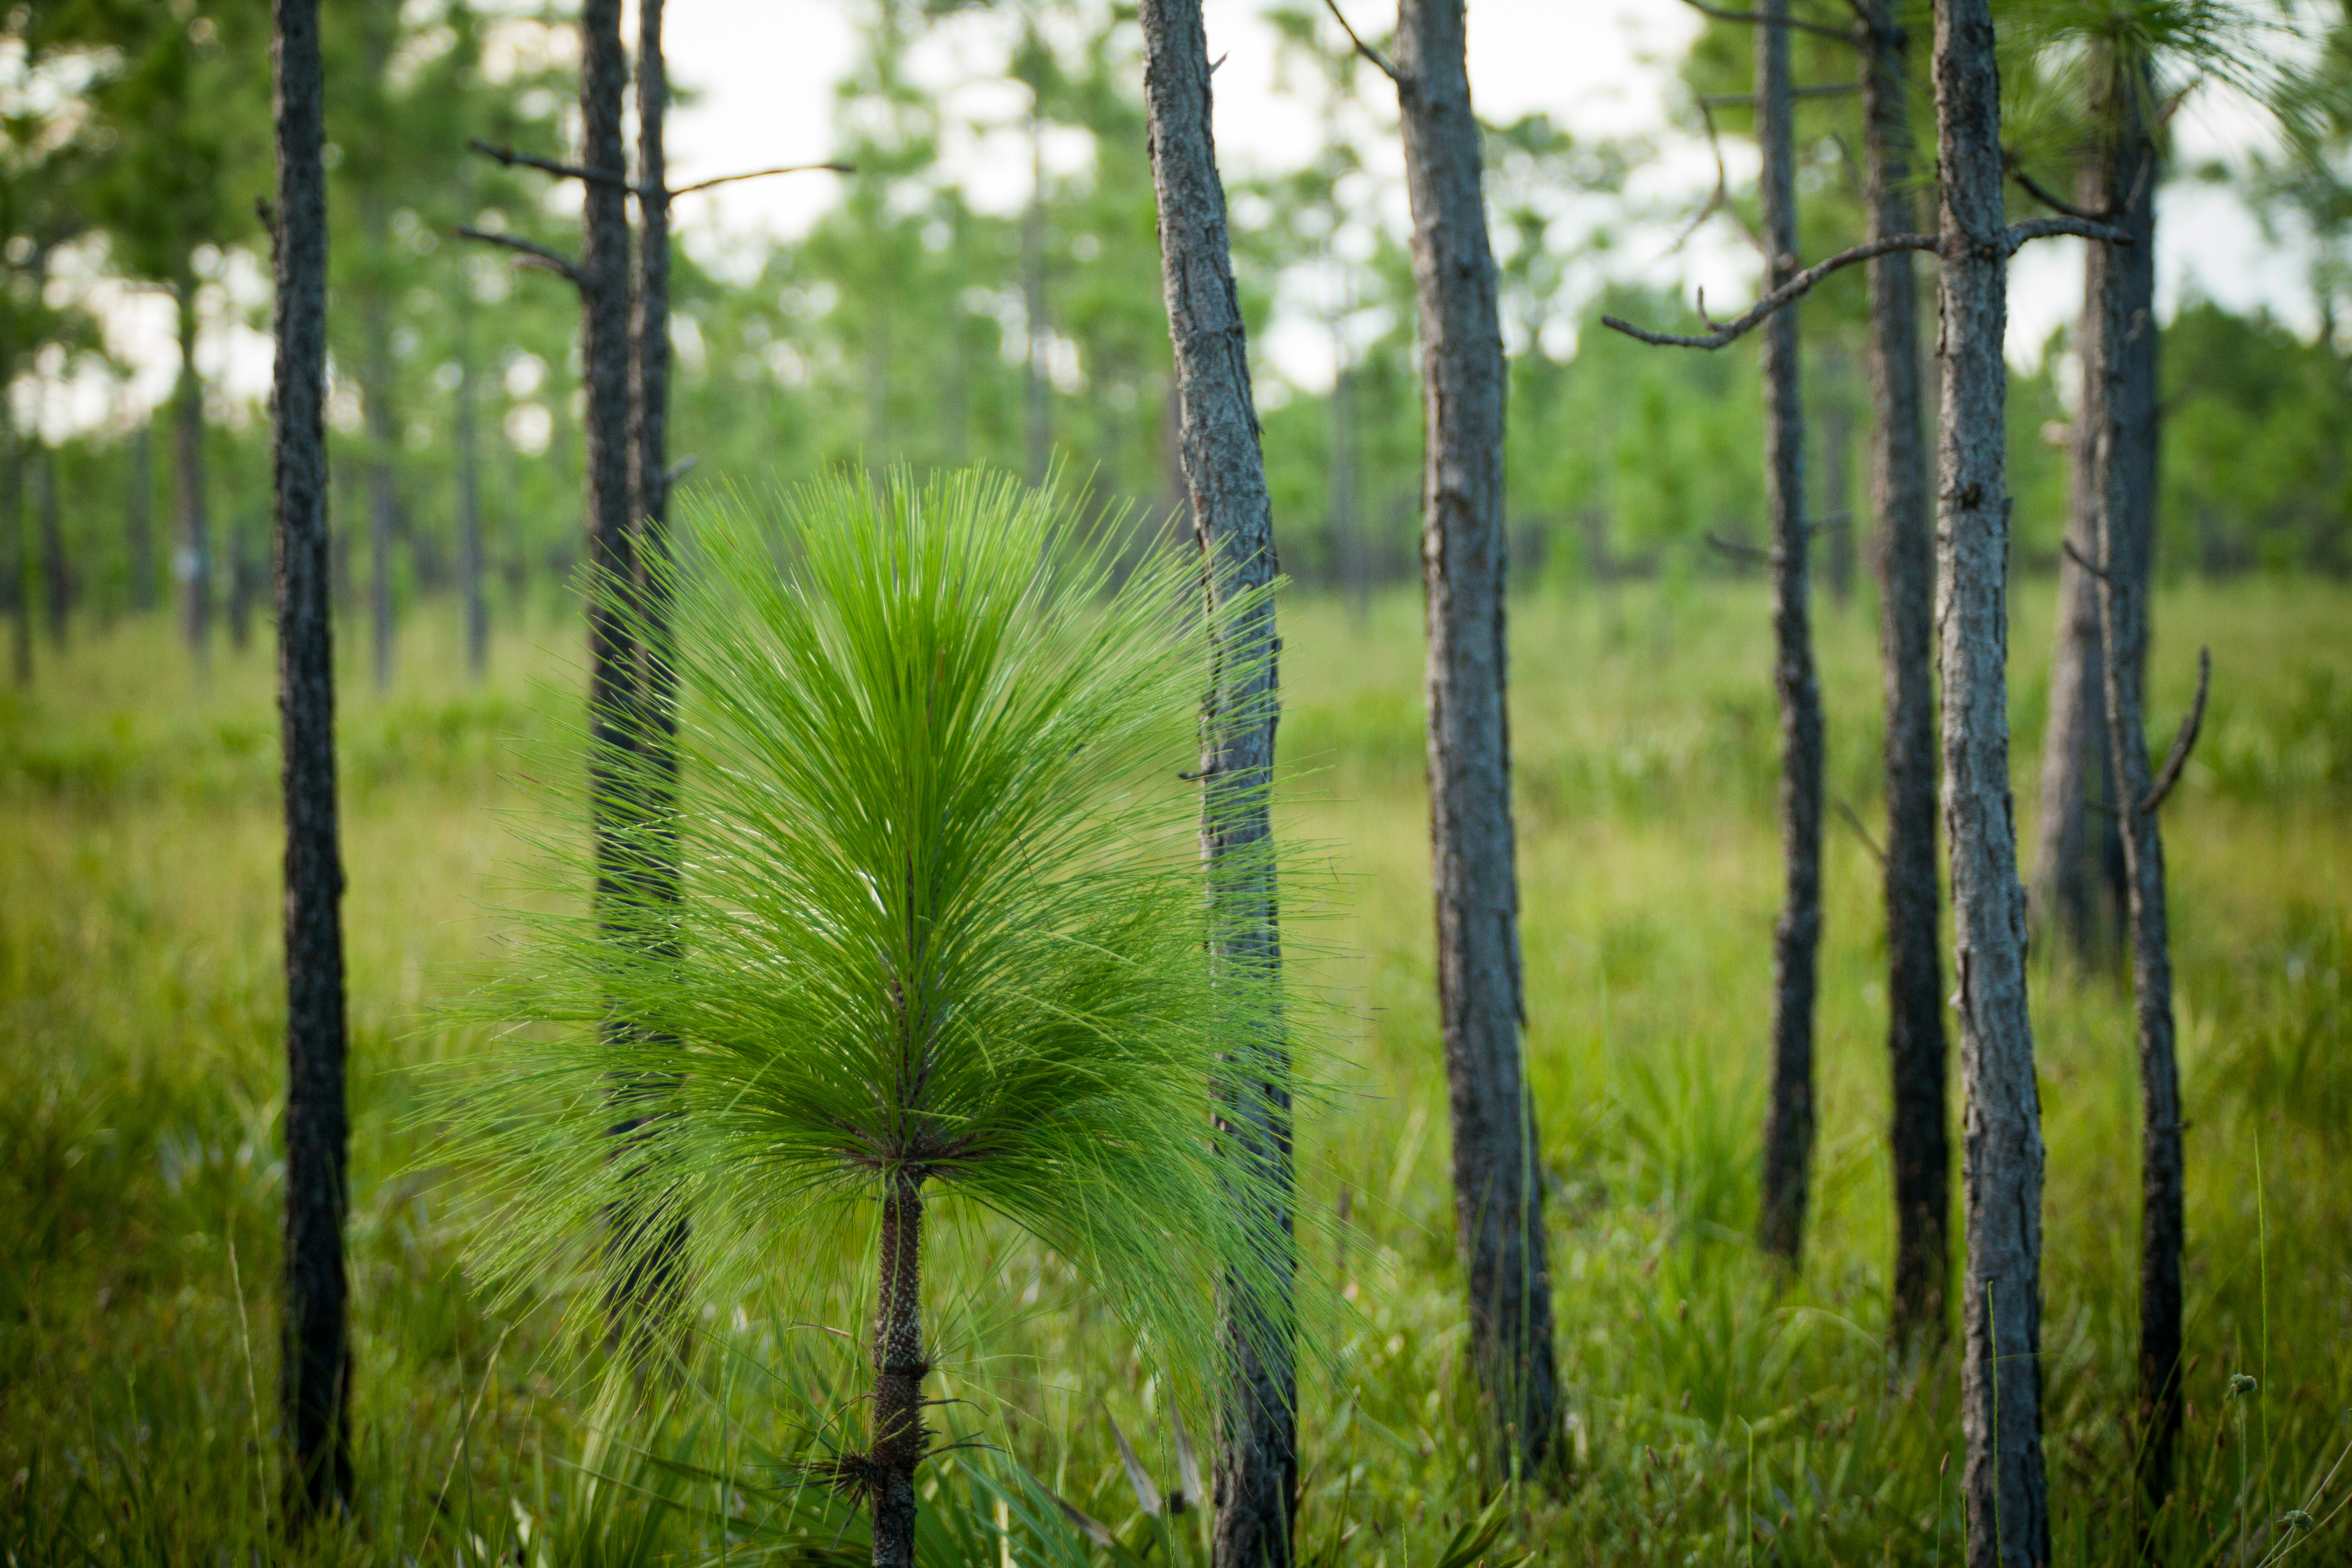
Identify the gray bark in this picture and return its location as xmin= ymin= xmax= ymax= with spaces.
xmin=1137 ymin=3 xmax=1294 ymax=1559
xmin=270 ymin=0 xmax=351 ymax=1520
xmin=869 ymin=1172 xmax=926 ymax=1568
xmin=1755 ymin=0 xmax=1824 ymax=1269
xmin=1933 ymin=0 xmax=2050 ymax=1559
xmin=1394 ymin=0 xmax=1559 ymax=1477
xmin=1860 ymin=0 xmax=1949 ymax=1345
xmin=2079 ymin=47 xmax=2180 ymax=1526
xmin=175 ymin=281 xmax=212 ymax=671
xmin=2031 ymin=477 xmax=2125 ymax=966
xmin=128 ymin=425 xmax=154 ymax=613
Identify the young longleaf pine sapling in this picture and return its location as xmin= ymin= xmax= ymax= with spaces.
xmin=450 ymin=470 xmax=1308 ymax=1568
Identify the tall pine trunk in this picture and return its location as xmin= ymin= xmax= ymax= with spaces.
xmin=2079 ymin=44 xmax=2181 ymax=1528
xmin=175 ymin=281 xmax=212 ymax=672
xmin=128 ymin=425 xmax=155 ymax=613
xmin=1138 ymin=3 xmax=1294 ymax=1557
xmin=1860 ymin=0 xmax=1949 ymax=1344
xmin=1755 ymin=0 xmax=1824 ymax=1266
xmin=1395 ymin=0 xmax=1559 ymax=1478
xmin=270 ymin=0 xmax=352 ymax=1519
xmin=869 ymin=1172 xmax=927 ymax=1568
xmin=2 ymin=415 xmax=24 ymax=685
xmin=2031 ymin=455 xmax=2125 ymax=966
xmin=1933 ymin=0 xmax=2050 ymax=1557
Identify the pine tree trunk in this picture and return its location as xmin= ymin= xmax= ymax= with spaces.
xmin=2 ymin=415 xmax=25 ymax=686
xmin=175 ymin=282 xmax=212 ymax=671
xmin=1932 ymin=0 xmax=2050 ymax=1558
xmin=869 ymin=1171 xmax=927 ymax=1568
xmin=2079 ymin=45 xmax=2180 ymax=1528
xmin=36 ymin=447 xmax=67 ymax=651
xmin=457 ymin=295 xmax=487 ymax=677
xmin=1755 ymin=0 xmax=1824 ymax=1267
xmin=270 ymin=0 xmax=352 ymax=1520
xmin=129 ymin=425 xmax=155 ymax=613
xmin=1138 ymin=3 xmax=1295 ymax=1556
xmin=578 ymin=0 xmax=636 ymax=898
xmin=1860 ymin=0 xmax=1949 ymax=1345
xmin=1023 ymin=119 xmax=1050 ymax=486
xmin=1394 ymin=0 xmax=1559 ymax=1478
xmin=632 ymin=0 xmax=674 ymax=731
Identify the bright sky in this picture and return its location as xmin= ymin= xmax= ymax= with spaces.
xmin=19 ymin=0 xmax=2325 ymax=437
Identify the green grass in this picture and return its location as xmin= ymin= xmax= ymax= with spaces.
xmin=3 ymin=576 xmax=2347 ymax=1565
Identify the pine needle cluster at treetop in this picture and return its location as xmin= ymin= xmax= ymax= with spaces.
xmin=436 ymin=470 xmax=1327 ymax=1545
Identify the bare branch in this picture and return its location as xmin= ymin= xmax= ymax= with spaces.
xmin=454 ymin=226 xmax=580 ymax=283
xmin=2138 ymin=647 xmax=2210 ymax=815
xmin=1602 ymin=231 xmax=1937 ymax=349
xmin=2005 ymin=215 xmax=2132 ymax=253
xmin=1707 ymin=532 xmax=1777 ymax=564
xmin=1835 ymin=800 xmax=1887 ymax=865
xmin=469 ymin=138 xmax=627 ymax=191
xmin=668 ymin=162 xmax=855 ymax=199
xmin=2007 ymin=162 xmax=2108 ymax=223
xmin=1679 ymin=0 xmax=1855 ymax=40
xmin=1320 ymin=0 xmax=1401 ymax=84
xmin=2060 ymin=536 xmax=2110 ymax=581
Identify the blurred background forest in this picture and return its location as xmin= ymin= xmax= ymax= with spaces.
xmin=5 ymin=0 xmax=2352 ymax=1564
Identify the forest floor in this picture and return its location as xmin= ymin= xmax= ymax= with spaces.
xmin=2 ymin=576 xmax=2347 ymax=1566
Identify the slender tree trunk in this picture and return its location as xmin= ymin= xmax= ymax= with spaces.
xmin=128 ymin=425 xmax=155 ymax=613
xmin=1755 ymin=0 xmax=1824 ymax=1266
xmin=270 ymin=0 xmax=351 ymax=1520
xmin=1860 ymin=0 xmax=1949 ymax=1345
xmin=1393 ymin=0 xmax=1559 ymax=1479
xmin=869 ymin=1171 xmax=927 ymax=1568
xmin=230 ymin=510 xmax=258 ymax=652
xmin=1138 ymin=4 xmax=1295 ymax=1556
xmin=175 ymin=282 xmax=212 ymax=673
xmin=36 ymin=447 xmax=67 ymax=652
xmin=2 ymin=416 xmax=25 ymax=686
xmin=578 ymin=0 xmax=635 ymax=882
xmin=457 ymin=294 xmax=487 ymax=677
xmin=1933 ymin=0 xmax=2050 ymax=1559
xmin=2077 ymin=45 xmax=2180 ymax=1529
xmin=364 ymin=192 xmax=397 ymax=692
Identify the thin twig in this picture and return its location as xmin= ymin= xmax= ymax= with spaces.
xmin=1835 ymin=800 xmax=1886 ymax=865
xmin=2137 ymin=647 xmax=2210 ymax=815
xmin=1602 ymin=231 xmax=1937 ymax=349
xmin=1320 ymin=0 xmax=1401 ymax=84
xmin=469 ymin=138 xmax=626 ymax=189
xmin=2007 ymin=162 xmax=2108 ymax=223
xmin=1707 ymin=533 xmax=1777 ymax=564
xmin=1679 ymin=0 xmax=1855 ymax=41
xmin=669 ymin=162 xmax=854 ymax=199
xmin=2061 ymin=537 xmax=2110 ymax=581
xmin=454 ymin=227 xmax=580 ymax=282
xmin=2005 ymin=215 xmax=2132 ymax=253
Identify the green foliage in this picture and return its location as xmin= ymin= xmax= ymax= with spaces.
xmin=441 ymin=470 xmax=1312 ymax=1415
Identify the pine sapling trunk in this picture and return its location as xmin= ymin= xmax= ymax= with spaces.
xmin=1138 ymin=1 xmax=1296 ymax=1555
xmin=129 ymin=426 xmax=155 ymax=613
xmin=1860 ymin=0 xmax=1948 ymax=1345
xmin=1395 ymin=0 xmax=1559 ymax=1478
xmin=1933 ymin=0 xmax=2050 ymax=1557
xmin=2081 ymin=44 xmax=2180 ymax=1530
xmin=5 ymin=405 xmax=27 ymax=687
xmin=869 ymin=1172 xmax=927 ymax=1568
xmin=271 ymin=0 xmax=352 ymax=1519
xmin=36 ymin=448 xmax=67 ymax=651
xmin=175 ymin=283 xmax=212 ymax=671
xmin=1755 ymin=0 xmax=1824 ymax=1266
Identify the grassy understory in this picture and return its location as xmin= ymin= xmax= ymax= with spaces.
xmin=3 ymin=577 xmax=2347 ymax=1565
